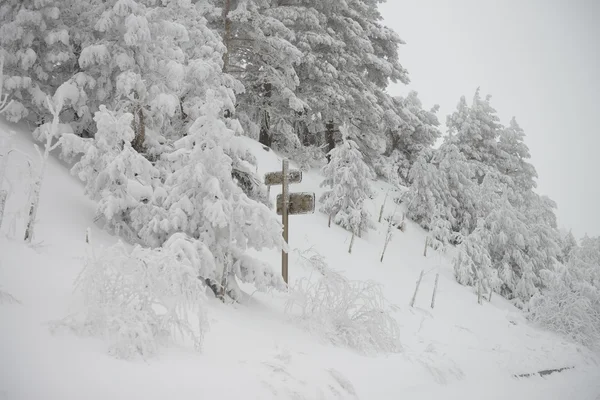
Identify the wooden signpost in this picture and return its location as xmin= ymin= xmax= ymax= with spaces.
xmin=264 ymin=159 xmax=315 ymax=284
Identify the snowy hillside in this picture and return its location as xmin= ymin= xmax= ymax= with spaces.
xmin=1 ymin=119 xmax=599 ymax=400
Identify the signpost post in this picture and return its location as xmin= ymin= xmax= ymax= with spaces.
xmin=282 ymin=160 xmax=289 ymax=284
xmin=264 ymin=160 xmax=315 ymax=284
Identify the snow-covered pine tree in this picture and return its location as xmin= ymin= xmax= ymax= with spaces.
xmin=404 ymin=149 xmax=449 ymax=230
xmin=202 ymin=0 xmax=305 ymax=151
xmin=443 ymin=92 xmax=562 ymax=306
xmin=272 ymin=0 xmax=409 ymax=161
xmin=428 ymin=204 xmax=453 ymax=253
xmin=0 ymin=0 xmax=76 ymax=123
xmin=320 ymin=127 xmax=375 ymax=237
xmin=558 ymin=229 xmax=578 ymax=264
xmin=496 ymin=117 xmax=537 ymax=195
xmin=406 ymin=138 xmax=477 ymax=239
xmin=133 ymin=93 xmax=286 ymax=298
xmin=436 ymin=140 xmax=478 ymax=236
xmin=453 ymin=219 xmax=499 ymax=303
xmin=0 ymin=0 xmax=74 ymax=124
xmin=1 ymin=0 xmax=239 ymax=150
xmin=71 ymin=105 xmax=159 ymax=240
xmin=384 ymin=91 xmax=441 ymax=184
xmin=446 ymin=88 xmax=503 ymax=184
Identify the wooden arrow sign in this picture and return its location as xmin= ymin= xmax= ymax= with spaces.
xmin=265 ymin=169 xmax=302 ymax=186
xmin=276 ymin=192 xmax=315 ymax=215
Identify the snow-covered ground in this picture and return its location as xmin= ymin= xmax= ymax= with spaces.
xmin=1 ymin=119 xmax=599 ymax=400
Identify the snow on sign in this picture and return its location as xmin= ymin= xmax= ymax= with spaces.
xmin=264 ymin=160 xmax=315 ymax=284
xmin=276 ymin=192 xmax=315 ymax=215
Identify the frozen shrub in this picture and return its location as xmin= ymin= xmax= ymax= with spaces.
xmin=285 ymin=249 xmax=401 ymax=355
xmin=58 ymin=241 xmax=208 ymax=360
xmin=528 ymin=272 xmax=600 ymax=351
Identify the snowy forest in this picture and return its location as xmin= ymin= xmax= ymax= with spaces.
xmin=0 ymin=0 xmax=599 ymax=372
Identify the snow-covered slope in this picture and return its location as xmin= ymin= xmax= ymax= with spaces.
xmin=1 ymin=119 xmax=599 ymax=400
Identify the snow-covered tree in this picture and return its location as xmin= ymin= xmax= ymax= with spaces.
xmin=428 ymin=205 xmax=453 ymax=252
xmin=69 ymin=0 xmax=238 ymax=150
xmin=133 ymin=95 xmax=286 ymax=298
xmin=202 ymin=0 xmax=305 ymax=150
xmin=404 ymin=149 xmax=449 ymax=229
xmin=496 ymin=117 xmax=537 ymax=195
xmin=0 ymin=52 xmax=14 ymax=115
xmin=24 ymin=82 xmax=84 ymax=242
xmin=558 ymin=229 xmax=578 ymax=264
xmin=272 ymin=0 xmax=409 ymax=160
xmin=71 ymin=105 xmax=159 ymax=239
xmin=446 ymin=88 xmax=503 ymax=184
xmin=453 ymin=220 xmax=499 ymax=303
xmin=406 ymin=140 xmax=476 ymax=237
xmin=384 ymin=91 xmax=441 ymax=183
xmin=320 ymin=129 xmax=375 ymax=237
xmin=0 ymin=0 xmax=76 ymax=123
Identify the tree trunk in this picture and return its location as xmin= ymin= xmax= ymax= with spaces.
xmin=325 ymin=120 xmax=336 ymax=162
xmin=378 ymin=191 xmax=388 ymax=223
xmin=222 ymin=0 xmax=232 ymax=73
xmin=380 ymin=236 xmax=390 ymax=263
xmin=431 ymin=273 xmax=439 ymax=309
xmin=0 ymin=190 xmax=6 ymax=231
xmin=348 ymin=231 xmax=355 ymax=254
xmin=258 ymin=83 xmax=273 ymax=147
xmin=410 ymin=270 xmax=424 ymax=307
xmin=24 ymin=177 xmax=41 ymax=243
xmin=131 ymin=106 xmax=145 ymax=153
xmin=179 ymin=97 xmax=188 ymax=121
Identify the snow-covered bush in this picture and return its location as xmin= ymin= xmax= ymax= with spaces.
xmin=529 ymin=237 xmax=600 ymax=350
xmin=58 ymin=241 xmax=208 ymax=360
xmin=286 ymin=249 xmax=401 ymax=355
xmin=528 ymin=273 xmax=600 ymax=350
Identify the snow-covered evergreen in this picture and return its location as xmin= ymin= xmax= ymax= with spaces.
xmin=384 ymin=91 xmax=441 ymax=183
xmin=320 ymin=127 xmax=375 ymax=237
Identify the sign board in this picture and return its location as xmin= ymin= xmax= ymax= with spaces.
xmin=276 ymin=192 xmax=315 ymax=215
xmin=265 ymin=169 xmax=302 ymax=186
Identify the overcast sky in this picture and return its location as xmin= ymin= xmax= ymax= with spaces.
xmin=380 ymin=0 xmax=600 ymax=238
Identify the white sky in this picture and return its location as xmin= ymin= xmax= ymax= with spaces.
xmin=381 ymin=0 xmax=600 ymax=238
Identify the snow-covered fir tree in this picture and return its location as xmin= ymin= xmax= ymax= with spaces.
xmin=71 ymin=105 xmax=159 ymax=239
xmin=202 ymin=0 xmax=305 ymax=150
xmin=446 ymin=88 xmax=503 ymax=184
xmin=0 ymin=0 xmax=76 ymax=123
xmin=132 ymin=93 xmax=286 ymax=298
xmin=320 ymin=126 xmax=375 ymax=237
xmin=271 ymin=0 xmax=409 ymax=161
xmin=453 ymin=219 xmax=500 ymax=303
xmin=384 ymin=91 xmax=441 ymax=184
